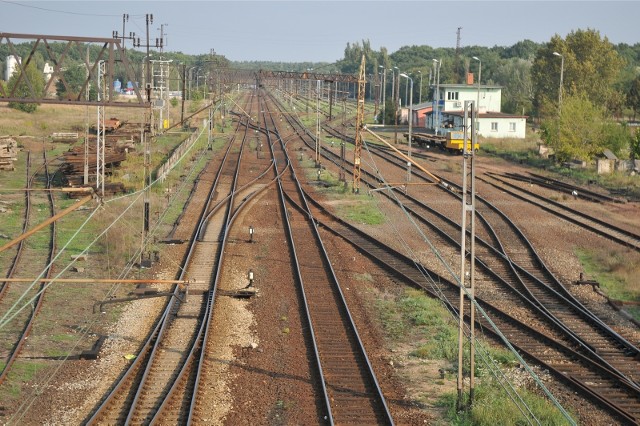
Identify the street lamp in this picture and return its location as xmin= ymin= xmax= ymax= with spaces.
xmin=378 ymin=65 xmax=384 ymax=123
xmin=553 ymin=51 xmax=564 ymax=110
xmin=392 ymin=66 xmax=400 ymax=142
xmin=400 ymin=73 xmax=413 ymax=159
xmin=432 ymin=59 xmax=441 ymax=135
xmin=392 ymin=66 xmax=398 ymax=110
xmin=472 ymin=56 xmax=481 ymax=115
xmin=404 ymin=72 xmax=409 ymax=108
xmin=418 ymin=70 xmax=422 ymax=104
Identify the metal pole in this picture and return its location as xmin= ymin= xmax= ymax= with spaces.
xmin=382 ymin=68 xmax=387 ymax=124
xmin=393 ymin=67 xmax=399 ymax=143
xmin=469 ymin=100 xmax=477 ymax=406
xmin=472 ymin=57 xmax=481 ymax=114
xmin=457 ymin=100 xmax=477 ymax=410
xmin=405 ymin=75 xmax=409 ymax=110
xmin=553 ymin=51 xmax=564 ymax=110
xmin=316 ymin=79 xmax=321 ymax=166
xmin=181 ymin=64 xmax=186 ymax=125
xmin=401 ymin=73 xmax=413 ymax=191
xmin=457 ymin=101 xmax=469 ymax=411
xmin=418 ymin=70 xmax=422 ymax=105
xmin=391 ymin=67 xmax=396 ymax=111
xmin=437 ymin=60 xmax=441 ymax=134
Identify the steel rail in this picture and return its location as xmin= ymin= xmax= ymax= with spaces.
xmin=0 ymin=151 xmax=56 ymax=385
xmin=268 ymin=90 xmax=394 ymax=424
xmin=85 ymin=109 xmax=241 ymax=424
xmin=481 ymin=172 xmax=640 ymax=252
xmin=278 ymin=93 xmax=637 ymax=420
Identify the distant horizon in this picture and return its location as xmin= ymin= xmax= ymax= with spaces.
xmin=1 ymin=1 xmax=639 ymax=62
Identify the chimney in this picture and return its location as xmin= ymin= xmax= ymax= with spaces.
xmin=467 ymin=72 xmax=474 ymax=85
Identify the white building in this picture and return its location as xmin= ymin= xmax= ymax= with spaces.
xmin=421 ymin=74 xmax=528 ymax=139
xmin=5 ymin=55 xmax=20 ymax=81
xmin=43 ymin=62 xmax=54 ymax=81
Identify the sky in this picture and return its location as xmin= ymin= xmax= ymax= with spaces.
xmin=1 ymin=1 xmax=639 ymax=63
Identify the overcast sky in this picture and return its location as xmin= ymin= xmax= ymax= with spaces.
xmin=1 ymin=1 xmax=639 ymax=63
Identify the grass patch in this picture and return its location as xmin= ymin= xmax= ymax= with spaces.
xmin=437 ymin=380 xmax=574 ymax=425
xmin=353 ymin=272 xmax=373 ymax=282
xmin=479 ymin=128 xmax=640 ymax=201
xmin=0 ymin=360 xmax=48 ymax=400
xmin=376 ymin=288 xmax=517 ymax=372
xmin=479 ymin=130 xmax=545 ymax=164
xmin=50 ymin=333 xmax=77 ymax=342
xmin=575 ymin=247 xmax=640 ymax=320
xmin=336 ymin=198 xmax=385 ymax=225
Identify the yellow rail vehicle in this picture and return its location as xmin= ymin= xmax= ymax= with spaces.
xmin=445 ymin=131 xmax=480 ymax=153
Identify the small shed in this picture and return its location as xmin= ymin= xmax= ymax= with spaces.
xmin=596 ymin=149 xmax=617 ymax=175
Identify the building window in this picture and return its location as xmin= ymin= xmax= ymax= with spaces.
xmin=491 ymin=122 xmax=498 ymax=132
xmin=509 ymin=122 xmax=516 ymax=132
xmin=447 ymin=91 xmax=459 ymax=100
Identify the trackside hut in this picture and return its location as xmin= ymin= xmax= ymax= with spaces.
xmin=422 ymin=76 xmax=527 ymax=139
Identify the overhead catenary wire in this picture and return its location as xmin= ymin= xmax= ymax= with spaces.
xmin=1 ymin=0 xmax=147 ymax=18
xmin=0 ymin=125 xmax=209 ymax=331
xmin=9 ymin=129 xmax=216 ymax=420
xmin=356 ymin=137 xmax=574 ymax=424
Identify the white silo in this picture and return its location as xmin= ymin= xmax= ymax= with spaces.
xmin=5 ymin=55 xmax=20 ymax=81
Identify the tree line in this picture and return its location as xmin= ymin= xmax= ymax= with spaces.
xmin=3 ymin=30 xmax=640 ymax=161
xmin=337 ymin=30 xmax=640 ymax=162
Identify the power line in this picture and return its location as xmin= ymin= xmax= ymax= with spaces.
xmin=1 ymin=0 xmax=146 ymax=18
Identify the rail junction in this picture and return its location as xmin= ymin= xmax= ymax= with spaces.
xmin=1 ymin=66 xmax=639 ymax=425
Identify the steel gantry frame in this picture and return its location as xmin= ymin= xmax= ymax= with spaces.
xmin=0 ymin=33 xmax=152 ymax=197
xmin=0 ymin=33 xmax=146 ymax=107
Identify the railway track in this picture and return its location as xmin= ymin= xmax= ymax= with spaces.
xmin=87 ymin=92 xmax=287 ymax=424
xmin=270 ymin=92 xmax=640 ymax=423
xmin=354 ymin=141 xmax=640 ymax=383
xmin=262 ymin=92 xmax=394 ymax=424
xmin=86 ymin=94 xmax=256 ymax=424
xmin=480 ymin=171 xmax=640 ymax=253
xmin=0 ymin=151 xmax=57 ymax=385
xmin=499 ymin=171 xmax=626 ymax=204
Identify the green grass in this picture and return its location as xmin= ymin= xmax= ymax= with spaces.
xmin=481 ymin=138 xmax=551 ymax=169
xmin=437 ymin=381 xmax=574 ymax=426
xmin=374 ymin=289 xmax=572 ymax=424
xmin=575 ymin=247 xmax=640 ymax=320
xmin=0 ymin=360 xmax=48 ymax=400
xmin=338 ymin=199 xmax=385 ymax=225
xmin=353 ymin=272 xmax=373 ymax=282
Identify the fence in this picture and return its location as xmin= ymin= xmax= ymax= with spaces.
xmin=156 ymin=128 xmax=202 ymax=182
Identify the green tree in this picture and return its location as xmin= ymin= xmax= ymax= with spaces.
xmin=56 ymin=64 xmax=97 ymax=100
xmin=493 ymin=58 xmax=533 ymax=115
xmin=532 ymin=29 xmax=625 ymax=118
xmin=602 ymin=122 xmax=631 ymax=158
xmin=7 ymin=61 xmax=44 ymax=113
xmin=382 ymin=98 xmax=398 ymax=125
xmin=630 ymin=129 xmax=640 ymax=161
xmin=628 ymin=76 xmax=640 ymax=120
xmin=541 ymin=93 xmax=606 ymax=162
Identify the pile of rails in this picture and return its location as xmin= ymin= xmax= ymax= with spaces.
xmin=0 ymin=137 xmax=18 ymax=171
xmin=61 ymin=142 xmax=127 ymax=187
xmin=59 ymin=118 xmax=142 ymax=194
